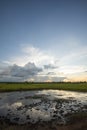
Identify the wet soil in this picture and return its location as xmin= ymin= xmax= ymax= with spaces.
xmin=0 ymin=115 xmax=87 ymax=130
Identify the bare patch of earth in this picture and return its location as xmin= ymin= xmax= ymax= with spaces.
xmin=0 ymin=114 xmax=87 ymax=130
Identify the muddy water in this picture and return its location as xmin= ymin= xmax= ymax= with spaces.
xmin=0 ymin=90 xmax=87 ymax=124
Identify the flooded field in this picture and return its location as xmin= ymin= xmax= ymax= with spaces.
xmin=0 ymin=90 xmax=87 ymax=125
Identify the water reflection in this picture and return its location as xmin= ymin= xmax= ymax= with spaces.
xmin=37 ymin=90 xmax=87 ymax=103
xmin=0 ymin=90 xmax=87 ymax=124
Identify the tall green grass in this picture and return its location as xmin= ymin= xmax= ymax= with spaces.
xmin=0 ymin=82 xmax=87 ymax=92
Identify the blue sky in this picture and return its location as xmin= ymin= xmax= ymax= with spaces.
xmin=0 ymin=0 xmax=87 ymax=82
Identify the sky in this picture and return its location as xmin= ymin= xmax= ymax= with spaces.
xmin=0 ymin=0 xmax=87 ymax=82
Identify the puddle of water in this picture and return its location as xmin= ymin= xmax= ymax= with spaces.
xmin=37 ymin=90 xmax=87 ymax=103
xmin=0 ymin=90 xmax=87 ymax=124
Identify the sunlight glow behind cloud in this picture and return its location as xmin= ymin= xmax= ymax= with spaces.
xmin=10 ymin=45 xmax=55 ymax=67
xmin=0 ymin=44 xmax=87 ymax=82
xmin=0 ymin=0 xmax=87 ymax=82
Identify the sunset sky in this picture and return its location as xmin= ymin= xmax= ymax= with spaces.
xmin=0 ymin=0 xmax=87 ymax=82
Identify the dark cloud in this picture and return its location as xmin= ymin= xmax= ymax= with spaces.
xmin=44 ymin=64 xmax=57 ymax=69
xmin=47 ymin=72 xmax=56 ymax=75
xmin=10 ymin=63 xmax=42 ymax=77
xmin=0 ymin=76 xmax=23 ymax=82
xmin=0 ymin=62 xmax=42 ymax=82
xmin=0 ymin=62 xmax=66 ymax=82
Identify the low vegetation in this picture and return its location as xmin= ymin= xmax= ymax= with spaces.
xmin=0 ymin=82 xmax=87 ymax=92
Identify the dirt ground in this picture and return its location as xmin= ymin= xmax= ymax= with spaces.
xmin=0 ymin=115 xmax=87 ymax=130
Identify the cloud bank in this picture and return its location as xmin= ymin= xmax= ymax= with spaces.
xmin=0 ymin=62 xmax=65 ymax=82
xmin=0 ymin=62 xmax=42 ymax=82
xmin=0 ymin=44 xmax=87 ymax=82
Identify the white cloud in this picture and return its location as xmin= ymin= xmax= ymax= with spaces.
xmin=0 ymin=44 xmax=87 ymax=82
xmin=59 ymin=65 xmax=87 ymax=74
xmin=10 ymin=45 xmax=55 ymax=67
xmin=59 ymin=46 xmax=87 ymax=66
